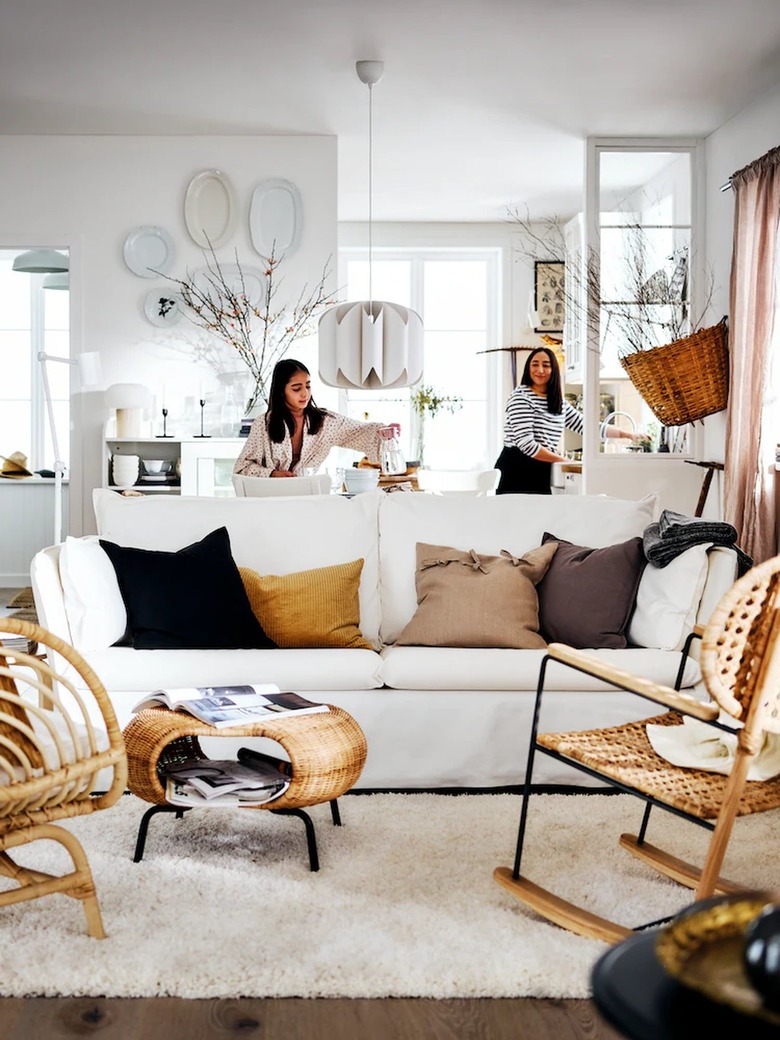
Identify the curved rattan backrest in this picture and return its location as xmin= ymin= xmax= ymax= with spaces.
xmin=700 ymin=555 xmax=780 ymax=733
xmin=0 ymin=616 xmax=127 ymax=818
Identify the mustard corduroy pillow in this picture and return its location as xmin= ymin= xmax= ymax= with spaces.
xmin=239 ymin=559 xmax=373 ymax=649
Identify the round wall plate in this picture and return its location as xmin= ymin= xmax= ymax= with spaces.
xmin=123 ymin=226 xmax=176 ymax=278
xmin=143 ymin=288 xmax=183 ymax=327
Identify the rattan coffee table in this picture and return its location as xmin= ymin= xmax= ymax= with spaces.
xmin=123 ymin=705 xmax=367 ymax=871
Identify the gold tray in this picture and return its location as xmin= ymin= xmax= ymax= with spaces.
xmin=656 ymin=892 xmax=780 ymax=1025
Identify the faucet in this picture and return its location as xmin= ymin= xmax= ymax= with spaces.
xmin=599 ymin=411 xmax=637 ymax=440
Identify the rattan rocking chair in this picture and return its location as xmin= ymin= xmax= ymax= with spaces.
xmin=0 ymin=617 xmax=127 ymax=938
xmin=494 ymin=554 xmax=780 ymax=943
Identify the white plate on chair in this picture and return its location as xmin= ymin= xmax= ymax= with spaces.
xmin=143 ymin=289 xmax=183 ymax=327
xmin=123 ymin=226 xmax=176 ymax=278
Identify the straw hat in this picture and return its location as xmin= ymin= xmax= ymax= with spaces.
xmin=0 ymin=451 xmax=33 ymax=478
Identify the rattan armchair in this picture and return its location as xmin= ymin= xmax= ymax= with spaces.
xmin=494 ymin=555 xmax=780 ymax=943
xmin=0 ymin=617 xmax=127 ymax=938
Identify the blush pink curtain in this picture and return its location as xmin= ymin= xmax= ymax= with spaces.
xmin=724 ymin=145 xmax=780 ymax=563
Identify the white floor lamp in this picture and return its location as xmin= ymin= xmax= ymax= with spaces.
xmin=38 ymin=350 xmax=102 ymax=544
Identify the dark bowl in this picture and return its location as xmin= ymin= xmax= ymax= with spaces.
xmin=744 ymin=904 xmax=780 ymax=1010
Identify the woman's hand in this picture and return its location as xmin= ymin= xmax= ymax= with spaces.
xmin=379 ymin=423 xmax=401 ymax=440
xmin=271 ymin=469 xmax=295 ymax=478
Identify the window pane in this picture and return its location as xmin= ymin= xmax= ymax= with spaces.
xmin=346 ymin=260 xmax=411 ymax=306
xmin=422 ymin=331 xmax=487 ymax=397
xmin=0 ymin=332 xmax=31 ymax=397
xmin=424 ymin=261 xmax=487 ymax=329
xmin=0 ymin=262 xmax=31 ymax=329
xmin=44 ymin=288 xmax=70 ymax=330
xmin=0 ymin=402 xmax=31 ymax=460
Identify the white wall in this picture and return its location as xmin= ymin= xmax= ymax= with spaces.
xmin=0 ymin=135 xmax=337 ymax=536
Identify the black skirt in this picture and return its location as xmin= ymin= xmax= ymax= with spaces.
xmin=494 ymin=445 xmax=552 ymax=495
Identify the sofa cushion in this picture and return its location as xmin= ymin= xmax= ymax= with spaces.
xmin=60 ymin=536 xmax=127 ymax=650
xmin=536 ymin=533 xmax=646 ymax=649
xmin=379 ymin=645 xmax=702 ymax=691
xmin=239 ymin=560 xmax=373 ymax=649
xmin=628 ymin=543 xmax=712 ymax=650
xmin=99 ymin=527 xmax=275 ymax=650
xmin=377 ymin=491 xmax=658 ymax=644
xmin=92 ymin=488 xmax=382 ymax=646
xmin=395 ymin=542 xmax=557 ymax=648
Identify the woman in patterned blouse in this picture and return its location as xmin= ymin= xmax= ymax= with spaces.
xmin=234 ymin=358 xmax=400 ymax=479
xmin=494 ymin=347 xmax=631 ymax=495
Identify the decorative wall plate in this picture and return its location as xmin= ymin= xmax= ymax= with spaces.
xmin=249 ymin=178 xmax=302 ymax=257
xmin=183 ymin=169 xmax=238 ymax=249
xmin=123 ymin=226 xmax=175 ymax=278
xmin=191 ymin=263 xmax=267 ymax=308
xmin=143 ymin=289 xmax=183 ymax=327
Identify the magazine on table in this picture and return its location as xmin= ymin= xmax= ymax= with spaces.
xmin=131 ymin=685 xmax=329 ymax=729
xmin=162 ymin=756 xmax=290 ymax=808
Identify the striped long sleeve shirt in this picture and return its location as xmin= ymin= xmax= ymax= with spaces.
xmin=502 ymin=385 xmax=584 ymax=457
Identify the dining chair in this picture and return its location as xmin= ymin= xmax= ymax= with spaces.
xmin=415 ymin=468 xmax=500 ymax=496
xmin=232 ymin=473 xmax=332 ymax=497
xmin=494 ymin=554 xmax=780 ymax=943
xmin=0 ymin=617 xmax=127 ymax=937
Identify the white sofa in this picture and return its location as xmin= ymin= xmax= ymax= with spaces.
xmin=30 ymin=488 xmax=738 ymax=790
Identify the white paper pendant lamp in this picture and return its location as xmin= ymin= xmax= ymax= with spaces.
xmin=319 ymin=60 xmax=424 ymax=390
xmin=319 ymin=300 xmax=423 ymax=389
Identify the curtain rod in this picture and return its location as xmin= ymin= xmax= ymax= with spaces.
xmin=720 ymin=180 xmax=733 ymax=192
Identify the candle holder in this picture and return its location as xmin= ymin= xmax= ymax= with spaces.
xmin=156 ymin=408 xmax=174 ymax=438
xmin=193 ymin=398 xmax=211 ymax=438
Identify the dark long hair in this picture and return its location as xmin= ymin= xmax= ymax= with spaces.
xmin=520 ymin=347 xmax=563 ymax=414
xmin=266 ymin=358 xmax=328 ymax=442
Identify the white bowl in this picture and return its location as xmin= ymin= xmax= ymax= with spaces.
xmin=343 ymin=468 xmax=380 ymax=494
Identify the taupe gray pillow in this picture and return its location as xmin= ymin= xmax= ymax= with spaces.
xmin=536 ymin=532 xmax=646 ymax=649
xmin=395 ymin=541 xmax=558 ymax=648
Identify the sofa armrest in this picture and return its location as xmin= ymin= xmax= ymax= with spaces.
xmin=30 ymin=544 xmax=72 ymax=644
xmin=696 ymin=546 xmax=740 ymax=629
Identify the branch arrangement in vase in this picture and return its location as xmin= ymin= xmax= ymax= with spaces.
xmin=159 ymin=242 xmax=338 ymax=414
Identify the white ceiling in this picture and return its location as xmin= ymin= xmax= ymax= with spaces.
xmin=2 ymin=0 xmax=780 ymax=222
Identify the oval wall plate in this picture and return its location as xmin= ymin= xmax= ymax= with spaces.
xmin=184 ymin=169 xmax=238 ymax=250
xmin=249 ymin=178 xmax=302 ymax=258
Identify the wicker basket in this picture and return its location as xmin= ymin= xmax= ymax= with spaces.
xmin=619 ymin=319 xmax=728 ymax=426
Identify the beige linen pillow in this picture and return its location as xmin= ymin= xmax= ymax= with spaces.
xmin=394 ymin=541 xmax=558 ymax=649
xmin=239 ymin=559 xmax=373 ymax=649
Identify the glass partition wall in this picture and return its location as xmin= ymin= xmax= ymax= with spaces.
xmin=575 ymin=140 xmax=705 ymax=485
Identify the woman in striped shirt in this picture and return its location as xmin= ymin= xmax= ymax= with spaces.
xmin=494 ymin=347 xmax=629 ymax=495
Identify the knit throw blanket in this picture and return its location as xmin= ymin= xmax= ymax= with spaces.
xmin=643 ymin=509 xmax=753 ymax=575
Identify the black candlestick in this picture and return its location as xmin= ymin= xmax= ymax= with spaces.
xmin=193 ymin=398 xmax=211 ymax=438
xmin=156 ymin=407 xmax=174 ymax=438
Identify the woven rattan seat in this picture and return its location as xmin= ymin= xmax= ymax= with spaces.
xmin=0 ymin=617 xmax=127 ymax=938
xmin=494 ymin=554 xmax=780 ymax=943
xmin=123 ymin=703 xmax=367 ymax=870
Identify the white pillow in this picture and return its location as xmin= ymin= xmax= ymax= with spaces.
xmin=60 ymin=536 xmax=127 ymax=650
xmin=628 ymin=543 xmax=712 ymax=651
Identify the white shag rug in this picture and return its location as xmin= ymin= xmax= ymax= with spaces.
xmin=0 ymin=792 xmax=776 ymax=999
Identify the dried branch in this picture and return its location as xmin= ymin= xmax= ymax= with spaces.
xmin=158 ymin=241 xmax=338 ymax=412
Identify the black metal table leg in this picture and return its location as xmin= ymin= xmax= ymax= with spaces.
xmin=270 ymin=807 xmax=319 ymax=871
xmin=330 ymin=799 xmax=341 ymax=826
xmin=133 ymin=804 xmax=189 ymax=863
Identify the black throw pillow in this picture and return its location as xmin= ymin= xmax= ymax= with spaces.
xmin=99 ymin=527 xmax=276 ymax=650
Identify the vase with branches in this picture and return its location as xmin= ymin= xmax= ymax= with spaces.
xmin=162 ymin=243 xmax=338 ymax=415
xmin=410 ymin=384 xmax=463 ymax=467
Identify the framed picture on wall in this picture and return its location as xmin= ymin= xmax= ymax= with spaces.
xmin=534 ymin=260 xmax=565 ymax=333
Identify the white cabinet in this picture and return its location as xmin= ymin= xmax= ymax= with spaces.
xmin=103 ymin=430 xmax=244 ymax=497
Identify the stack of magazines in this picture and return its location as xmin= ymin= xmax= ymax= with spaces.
xmin=162 ymin=751 xmax=291 ymax=808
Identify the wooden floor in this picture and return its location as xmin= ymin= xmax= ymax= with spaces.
xmin=0 ymin=996 xmax=623 ymax=1039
